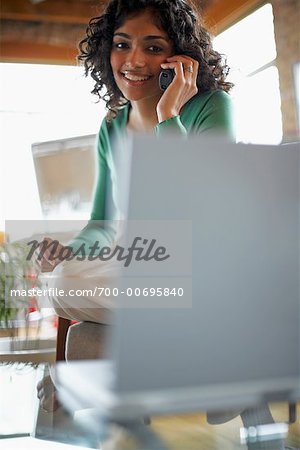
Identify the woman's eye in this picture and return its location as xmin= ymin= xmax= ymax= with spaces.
xmin=148 ymin=45 xmax=163 ymax=53
xmin=113 ymin=42 xmax=129 ymax=50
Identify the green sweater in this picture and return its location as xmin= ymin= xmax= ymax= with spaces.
xmin=69 ymin=90 xmax=234 ymax=253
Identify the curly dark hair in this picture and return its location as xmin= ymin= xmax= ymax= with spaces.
xmin=78 ymin=0 xmax=233 ymax=121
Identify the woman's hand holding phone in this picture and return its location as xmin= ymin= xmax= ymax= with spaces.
xmin=156 ymin=55 xmax=199 ymax=123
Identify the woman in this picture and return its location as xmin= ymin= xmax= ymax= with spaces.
xmin=40 ymin=0 xmax=235 ymax=321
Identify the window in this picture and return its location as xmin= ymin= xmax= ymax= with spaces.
xmin=214 ymin=3 xmax=282 ymax=144
xmin=0 ymin=63 xmax=105 ymax=227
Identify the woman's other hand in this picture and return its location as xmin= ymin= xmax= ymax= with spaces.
xmin=36 ymin=237 xmax=71 ymax=273
xmin=157 ymin=55 xmax=199 ymax=123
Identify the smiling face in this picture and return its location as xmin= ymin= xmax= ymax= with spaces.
xmin=110 ymin=9 xmax=174 ymax=103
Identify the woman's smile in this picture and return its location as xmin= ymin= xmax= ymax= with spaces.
xmin=121 ymin=71 xmax=153 ymax=84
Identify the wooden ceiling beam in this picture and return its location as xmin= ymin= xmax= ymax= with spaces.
xmin=204 ymin=0 xmax=265 ymax=33
xmin=1 ymin=0 xmax=266 ymax=32
xmin=0 ymin=0 xmax=267 ymax=64
xmin=0 ymin=42 xmax=78 ymax=65
xmin=0 ymin=0 xmax=98 ymax=25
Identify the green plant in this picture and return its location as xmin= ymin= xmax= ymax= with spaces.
xmin=0 ymin=242 xmax=41 ymax=327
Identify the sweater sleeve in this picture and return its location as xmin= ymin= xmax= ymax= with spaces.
xmin=194 ymin=91 xmax=235 ymax=139
xmin=155 ymin=91 xmax=235 ymax=140
xmin=67 ymin=120 xmax=116 ymax=254
xmin=155 ymin=115 xmax=187 ymax=137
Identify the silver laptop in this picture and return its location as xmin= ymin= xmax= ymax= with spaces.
xmin=56 ymin=136 xmax=300 ymax=420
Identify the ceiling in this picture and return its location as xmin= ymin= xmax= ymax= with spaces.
xmin=0 ymin=0 xmax=262 ymax=64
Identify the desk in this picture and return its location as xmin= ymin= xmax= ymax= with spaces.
xmin=33 ymin=406 xmax=297 ymax=449
xmin=0 ymin=338 xmax=56 ymax=364
xmin=0 ymin=360 xmax=298 ymax=449
xmin=55 ymin=361 xmax=300 ymax=450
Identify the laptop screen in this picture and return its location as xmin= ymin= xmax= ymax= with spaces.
xmin=111 ymin=136 xmax=299 ymax=407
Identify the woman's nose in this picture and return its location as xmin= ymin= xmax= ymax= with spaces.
xmin=124 ymin=48 xmax=146 ymax=69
